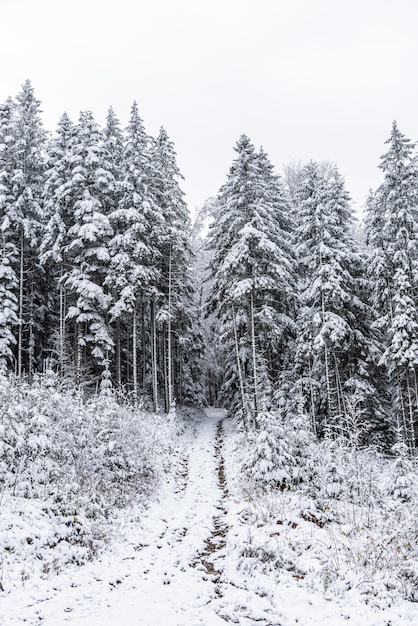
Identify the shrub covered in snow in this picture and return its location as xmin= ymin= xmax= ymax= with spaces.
xmin=0 ymin=371 xmax=177 ymax=590
xmin=235 ymin=406 xmax=418 ymax=608
xmin=242 ymin=407 xmax=317 ymax=492
xmin=242 ymin=410 xmax=297 ymax=491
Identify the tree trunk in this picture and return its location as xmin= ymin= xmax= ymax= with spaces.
xmin=406 ymin=375 xmax=416 ymax=456
xmin=163 ymin=323 xmax=169 ymax=412
xmin=76 ymin=322 xmax=82 ymax=387
xmin=396 ymin=369 xmax=408 ymax=449
xmin=232 ymin=304 xmax=249 ymax=430
xmin=59 ymin=278 xmax=65 ymax=377
xmin=167 ymin=246 xmax=173 ymax=410
xmin=308 ymin=355 xmax=317 ymax=436
xmin=414 ymin=369 xmax=418 ymax=452
xmin=28 ymin=280 xmax=34 ymax=383
xmin=18 ymin=231 xmax=24 ymax=378
xmin=333 ymin=355 xmax=346 ymax=434
xmin=151 ymin=296 xmax=159 ymax=412
xmin=125 ymin=326 xmax=130 ymax=388
xmin=132 ymin=306 xmax=138 ymax=408
xmin=141 ymin=298 xmax=147 ymax=391
xmin=320 ymin=289 xmax=333 ymax=433
xmin=250 ymin=290 xmax=259 ymax=429
xmin=115 ymin=318 xmax=121 ymax=387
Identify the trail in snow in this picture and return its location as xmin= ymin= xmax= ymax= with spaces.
xmin=194 ymin=418 xmax=229 ymax=587
xmin=0 ymin=408 xmax=231 ymax=626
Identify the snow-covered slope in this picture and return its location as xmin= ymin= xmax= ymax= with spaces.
xmin=2 ymin=408 xmax=418 ymax=625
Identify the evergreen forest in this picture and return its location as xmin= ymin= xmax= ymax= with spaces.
xmin=1 ymin=80 xmax=418 ymax=456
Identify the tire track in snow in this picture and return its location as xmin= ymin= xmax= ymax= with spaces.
xmin=174 ymin=454 xmax=190 ymax=495
xmin=195 ymin=415 xmax=230 ymax=592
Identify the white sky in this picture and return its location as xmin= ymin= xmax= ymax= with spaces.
xmin=2 ymin=0 xmax=418 ymax=216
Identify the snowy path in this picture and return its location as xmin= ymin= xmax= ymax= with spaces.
xmin=0 ymin=408 xmax=231 ymax=626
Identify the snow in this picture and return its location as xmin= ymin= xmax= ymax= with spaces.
xmin=2 ymin=407 xmax=418 ymax=625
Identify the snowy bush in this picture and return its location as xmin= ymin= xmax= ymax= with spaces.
xmin=284 ymin=405 xmax=317 ymax=487
xmin=390 ymin=441 xmax=416 ymax=502
xmin=0 ymin=372 xmax=177 ymax=589
xmin=242 ymin=405 xmax=320 ymax=494
xmin=242 ymin=410 xmax=297 ymax=491
xmin=231 ymin=400 xmax=418 ymax=607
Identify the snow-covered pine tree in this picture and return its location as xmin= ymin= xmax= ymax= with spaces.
xmin=151 ymin=128 xmax=205 ymax=411
xmin=0 ymin=245 xmax=19 ymax=373
xmin=7 ymin=81 xmax=47 ymax=378
xmin=62 ymin=110 xmax=115 ymax=383
xmin=41 ymin=112 xmax=77 ymax=375
xmin=0 ymin=98 xmax=19 ymax=371
xmin=243 ymin=408 xmax=296 ymax=491
xmin=103 ymin=107 xmax=124 ymax=181
xmin=106 ymin=102 xmax=159 ymax=404
xmin=255 ymin=148 xmax=297 ymax=409
xmin=363 ymin=190 xmax=391 ymax=326
xmin=0 ymin=243 xmax=19 ymax=373
xmin=206 ymin=135 xmax=255 ymax=426
xmin=206 ymin=135 xmax=296 ymax=428
xmin=366 ymin=122 xmax=418 ymax=453
xmin=293 ymin=162 xmax=386 ymax=441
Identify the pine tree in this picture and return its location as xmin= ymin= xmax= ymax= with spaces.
xmin=206 ymin=136 xmax=296 ymax=428
xmin=102 ymin=105 xmax=124 ymax=227
xmin=293 ymin=163 xmax=385 ymax=441
xmin=41 ymin=112 xmax=77 ymax=374
xmin=106 ymin=102 xmax=159 ymax=403
xmin=0 ymin=98 xmax=19 ymax=371
xmin=243 ymin=408 xmax=296 ymax=490
xmin=152 ymin=127 xmax=204 ymax=410
xmin=8 ymin=81 xmax=47 ymax=378
xmin=103 ymin=106 xmax=124 ymax=180
xmin=0 ymin=241 xmax=19 ymax=372
xmin=255 ymin=148 xmax=297 ymax=409
xmin=62 ymin=110 xmax=115 ymax=381
xmin=365 ymin=122 xmax=418 ymax=452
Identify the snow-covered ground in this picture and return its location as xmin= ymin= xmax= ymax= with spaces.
xmin=2 ymin=408 xmax=418 ymax=625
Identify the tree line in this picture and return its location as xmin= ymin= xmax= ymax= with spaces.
xmin=0 ymin=80 xmax=204 ymax=410
xmin=1 ymin=81 xmax=416 ymax=454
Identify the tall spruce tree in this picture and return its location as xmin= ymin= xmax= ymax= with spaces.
xmin=106 ymin=102 xmax=159 ymax=403
xmin=103 ymin=107 xmax=124 ymax=180
xmin=255 ymin=148 xmax=297 ymax=408
xmin=152 ymin=127 xmax=204 ymax=410
xmin=293 ymin=163 xmax=386 ymax=441
xmin=0 ymin=98 xmax=20 ymax=371
xmin=8 ymin=81 xmax=47 ymax=378
xmin=41 ymin=112 xmax=77 ymax=374
xmin=62 ymin=111 xmax=115 ymax=382
xmin=206 ymin=135 xmax=296 ymax=428
xmin=365 ymin=122 xmax=418 ymax=452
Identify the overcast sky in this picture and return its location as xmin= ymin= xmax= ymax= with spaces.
xmin=2 ymin=0 xmax=418 ymax=217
